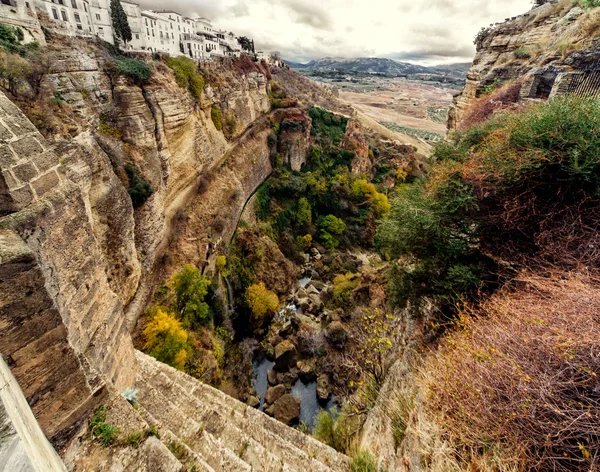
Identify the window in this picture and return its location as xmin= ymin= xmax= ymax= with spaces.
xmin=61 ymin=9 xmax=68 ymax=21
xmin=52 ymin=7 xmax=59 ymax=20
xmin=74 ymin=12 xmax=80 ymax=22
xmin=98 ymin=27 xmax=104 ymax=35
xmin=136 ymin=34 xmax=139 ymax=39
xmin=95 ymin=13 xmax=100 ymax=21
xmin=71 ymin=0 xmax=76 ymax=8
xmin=77 ymin=24 xmax=82 ymax=30
xmin=83 ymin=2 xmax=87 ymax=11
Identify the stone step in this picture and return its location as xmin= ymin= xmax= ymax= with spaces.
xmin=145 ymin=370 xmax=300 ymax=472
xmin=135 ymin=374 xmax=252 ymax=472
xmin=135 ymin=351 xmax=350 ymax=471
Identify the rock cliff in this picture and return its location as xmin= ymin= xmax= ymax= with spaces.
xmin=449 ymin=0 xmax=600 ymax=130
xmin=0 ymin=36 xmax=274 ymax=448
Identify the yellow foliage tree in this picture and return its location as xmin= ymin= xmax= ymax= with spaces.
xmin=245 ymin=282 xmax=279 ymax=323
xmin=352 ymin=179 xmax=390 ymax=217
xmin=143 ymin=308 xmax=190 ymax=370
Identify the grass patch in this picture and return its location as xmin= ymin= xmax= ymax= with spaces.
xmin=166 ymin=56 xmax=204 ymax=99
xmin=89 ymin=405 xmax=120 ymax=448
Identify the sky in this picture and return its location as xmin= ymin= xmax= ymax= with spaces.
xmin=136 ymin=0 xmax=533 ymax=65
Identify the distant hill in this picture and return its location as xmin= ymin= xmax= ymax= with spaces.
xmin=284 ymin=57 xmax=471 ymax=81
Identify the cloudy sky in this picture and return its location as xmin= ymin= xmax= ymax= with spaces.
xmin=136 ymin=0 xmax=532 ymax=65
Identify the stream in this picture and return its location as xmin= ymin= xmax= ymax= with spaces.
xmin=252 ymin=358 xmax=337 ymax=431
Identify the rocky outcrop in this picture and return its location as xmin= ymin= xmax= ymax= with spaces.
xmin=449 ymin=1 xmax=600 ymax=130
xmin=0 ymin=36 xmax=276 ymax=450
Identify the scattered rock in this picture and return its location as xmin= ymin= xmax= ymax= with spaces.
xmin=317 ymin=374 xmax=332 ymax=402
xmin=306 ymin=285 xmax=319 ymax=295
xmin=326 ymin=321 xmax=348 ymax=350
xmin=274 ymin=340 xmax=297 ymax=371
xmin=267 ymin=369 xmax=278 ymax=386
xmin=264 ymin=404 xmax=275 ymax=417
xmin=273 ymin=394 xmax=301 ymax=426
xmin=297 ymin=360 xmax=317 ymax=382
xmin=309 ymin=280 xmax=325 ymax=291
xmin=279 ymin=321 xmax=294 ymax=337
xmin=247 ymin=396 xmax=260 ymax=408
xmin=276 ymin=369 xmax=299 ymax=388
xmin=265 ymin=384 xmax=286 ymax=405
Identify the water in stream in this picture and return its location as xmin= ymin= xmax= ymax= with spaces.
xmin=252 ymin=359 xmax=337 ymax=431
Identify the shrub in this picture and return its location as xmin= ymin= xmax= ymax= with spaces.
xmin=296 ymin=197 xmax=312 ymax=228
xmin=513 ymin=47 xmax=531 ymax=59
xmin=331 ymin=273 xmax=359 ymax=308
xmin=143 ymin=308 xmax=190 ymax=370
xmin=170 ymin=265 xmax=212 ymax=328
xmin=314 ymin=409 xmax=336 ymax=447
xmin=318 ymin=215 xmax=346 ymax=250
xmin=296 ymin=234 xmax=312 ymax=252
xmin=0 ymin=50 xmax=32 ymax=95
xmin=458 ymin=80 xmax=521 ymax=130
xmin=113 ymin=57 xmax=152 ymax=85
xmin=89 ymin=405 xmax=120 ymax=447
xmin=245 ymin=282 xmax=279 ymax=324
xmin=166 ymin=56 xmax=204 ymax=99
xmin=125 ymin=163 xmax=153 ymax=208
xmin=350 ymin=450 xmax=378 ymax=472
xmin=211 ymin=106 xmax=223 ymax=131
xmin=351 ymin=179 xmax=390 ymax=217
xmin=424 ymin=273 xmax=600 ymax=472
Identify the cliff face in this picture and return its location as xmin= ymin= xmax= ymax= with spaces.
xmin=0 ymin=37 xmax=273 ymax=447
xmin=449 ymin=0 xmax=600 ymax=130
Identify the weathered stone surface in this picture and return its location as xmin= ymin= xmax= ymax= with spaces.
xmin=264 ymin=384 xmax=286 ymax=405
xmin=274 ymin=340 xmax=297 ymax=372
xmin=31 ymin=171 xmax=60 ymax=197
xmin=317 ymin=374 xmax=332 ymax=402
xmin=267 ymin=369 xmax=278 ymax=386
xmin=272 ymin=394 xmax=301 ymax=426
xmin=246 ymin=396 xmax=260 ymax=408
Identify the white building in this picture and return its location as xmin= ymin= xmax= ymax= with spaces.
xmin=35 ymin=0 xmax=95 ymax=38
xmin=140 ymin=10 xmax=172 ymax=53
xmin=0 ymin=0 xmax=45 ymax=44
xmin=120 ymin=0 xmax=143 ymax=50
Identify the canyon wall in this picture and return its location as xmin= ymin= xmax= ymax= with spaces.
xmin=449 ymin=0 xmax=600 ymax=130
xmin=0 ymin=37 xmax=273 ymax=447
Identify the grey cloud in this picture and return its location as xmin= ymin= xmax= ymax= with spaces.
xmin=280 ymin=0 xmax=332 ymax=29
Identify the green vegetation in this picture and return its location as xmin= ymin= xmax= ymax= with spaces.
xmin=211 ymin=106 xmax=223 ymax=131
xmin=143 ymin=308 xmax=190 ymax=370
xmin=245 ymin=282 xmax=279 ymax=325
xmin=331 ymin=273 xmax=359 ymax=308
xmin=379 ymin=122 xmax=443 ymax=142
xmin=171 ymin=265 xmax=211 ymax=329
xmin=0 ymin=24 xmax=39 ymax=56
xmin=318 ymin=215 xmax=346 ymax=249
xmin=110 ymin=0 xmax=132 ymax=45
xmin=426 ymin=106 xmax=448 ymax=123
xmin=350 ymin=450 xmax=379 ymax=472
xmin=166 ymin=56 xmax=204 ymax=99
xmin=89 ymin=405 xmax=120 ymax=447
xmin=513 ymin=47 xmax=532 ymax=59
xmin=125 ymin=163 xmax=153 ymax=208
xmin=113 ymin=57 xmax=152 ymax=85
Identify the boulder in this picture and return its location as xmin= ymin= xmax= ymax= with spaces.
xmin=326 ymin=321 xmax=348 ymax=350
xmin=276 ymin=368 xmax=299 ymax=388
xmin=317 ymin=374 xmax=332 ymax=402
xmin=279 ymin=320 xmax=294 ymax=337
xmin=267 ymin=369 xmax=278 ymax=386
xmin=309 ymin=280 xmax=325 ymax=291
xmin=297 ymin=360 xmax=317 ymax=382
xmin=273 ymin=394 xmax=301 ymax=426
xmin=265 ymin=384 xmax=286 ymax=405
xmin=306 ymin=285 xmax=319 ymax=295
xmin=274 ymin=340 xmax=297 ymax=371
xmin=246 ymin=396 xmax=260 ymax=408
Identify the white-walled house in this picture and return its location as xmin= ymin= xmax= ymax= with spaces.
xmin=88 ymin=0 xmax=113 ymax=43
xmin=140 ymin=10 xmax=172 ymax=53
xmin=120 ymin=0 xmax=143 ymax=50
xmin=35 ymin=0 xmax=96 ymax=39
xmin=0 ymin=0 xmax=45 ymax=44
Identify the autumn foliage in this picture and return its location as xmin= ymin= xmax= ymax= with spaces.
xmin=245 ymin=282 xmax=279 ymax=323
xmin=143 ymin=308 xmax=190 ymax=371
xmin=423 ymin=272 xmax=600 ymax=472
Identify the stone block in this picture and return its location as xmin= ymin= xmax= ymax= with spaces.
xmin=12 ymin=161 xmax=38 ymax=183
xmin=8 ymin=185 xmax=33 ymax=207
xmin=0 ymin=122 xmax=14 ymax=142
xmin=34 ymin=151 xmax=59 ymax=174
xmin=0 ymin=144 xmax=17 ymax=168
xmin=2 ymin=170 xmax=19 ymax=191
xmin=31 ymin=171 xmax=60 ymax=198
xmin=11 ymin=136 xmax=44 ymax=160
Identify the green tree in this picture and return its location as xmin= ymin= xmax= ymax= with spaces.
xmin=296 ymin=197 xmax=312 ymax=229
xmin=170 ymin=265 xmax=211 ymax=328
xmin=318 ymin=215 xmax=346 ymax=250
xmin=110 ymin=0 xmax=132 ymax=45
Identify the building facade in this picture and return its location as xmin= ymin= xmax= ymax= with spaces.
xmin=2 ymin=0 xmax=255 ymax=62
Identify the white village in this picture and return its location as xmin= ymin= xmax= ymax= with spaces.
xmin=0 ymin=0 xmax=276 ymax=62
